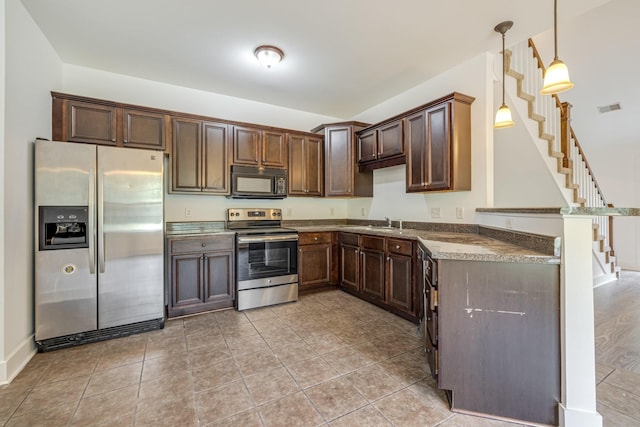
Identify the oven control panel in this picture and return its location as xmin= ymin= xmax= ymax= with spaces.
xmin=227 ymin=208 xmax=282 ymax=222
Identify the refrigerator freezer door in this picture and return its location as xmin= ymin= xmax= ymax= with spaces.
xmin=35 ymin=140 xmax=97 ymax=340
xmin=97 ymin=146 xmax=164 ymax=328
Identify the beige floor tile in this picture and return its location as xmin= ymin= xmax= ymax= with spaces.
xmin=305 ymin=376 xmax=368 ymax=421
xmin=137 ymin=372 xmax=194 ymax=411
xmin=245 ymin=307 xmax=277 ymax=322
xmin=97 ymin=343 xmax=146 ymax=371
xmin=222 ymin=322 xmax=260 ymax=338
xmin=195 ymin=380 xmax=254 ymax=425
xmin=187 ymin=345 xmax=232 ymax=370
xmin=407 ymin=378 xmax=451 ymax=412
xmin=437 ymin=413 xmax=522 ymax=426
xmin=321 ymin=346 xmax=375 ymax=375
xmin=14 ymin=376 xmax=88 ymax=416
xmin=260 ymin=326 xmax=303 ymax=348
xmin=258 ymin=391 xmax=324 ymax=427
xmin=70 ymin=383 xmax=138 ymax=426
xmin=304 ymin=332 xmax=348 ymax=355
xmin=596 ymin=363 xmax=616 ymax=384
xmin=214 ymin=310 xmax=250 ymax=328
xmin=134 ymin=395 xmax=198 ymax=427
xmin=235 ymin=349 xmax=283 ymax=377
xmin=379 ymin=349 xmax=430 ymax=386
xmin=141 ymin=352 xmax=190 ymax=382
xmin=84 ymin=361 xmax=142 ymax=397
xmin=244 ymin=366 xmax=300 ymax=406
xmin=271 ymin=340 xmax=318 ymax=366
xmin=37 ymin=354 xmax=98 ymax=385
xmin=374 ymin=389 xmax=451 ymax=427
xmin=191 ymin=357 xmax=242 ymax=392
xmin=286 ymin=356 xmax=340 ymax=389
xmin=226 ymin=334 xmax=269 ymax=356
xmin=207 ymin=409 xmax=264 ymax=426
xmin=0 ymin=389 xmax=31 ymax=420
xmin=344 ymin=364 xmax=404 ymax=402
xmin=329 ymin=405 xmax=392 ymax=426
xmin=603 ymin=368 xmax=640 ymax=396
xmin=144 ymin=335 xmax=187 ymax=360
xmin=3 ymin=402 xmax=76 ymax=427
xmin=251 ymin=317 xmax=286 ymax=333
xmin=185 ymin=330 xmax=225 ymax=351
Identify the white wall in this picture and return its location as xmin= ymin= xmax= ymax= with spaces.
xmin=1 ymin=0 xmax=63 ymax=383
xmin=584 ymin=142 xmax=640 ymax=270
xmin=347 ymin=54 xmax=495 ymax=223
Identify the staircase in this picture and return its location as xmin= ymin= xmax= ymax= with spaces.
xmin=503 ymin=38 xmax=620 ymax=286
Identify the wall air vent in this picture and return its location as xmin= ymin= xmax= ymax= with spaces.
xmin=597 ymin=103 xmax=622 ymax=114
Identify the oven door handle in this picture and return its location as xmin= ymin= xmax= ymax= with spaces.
xmin=237 ymin=234 xmax=299 ymax=244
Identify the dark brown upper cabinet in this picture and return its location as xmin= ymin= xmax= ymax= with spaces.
xmin=288 ymin=133 xmax=323 ymax=196
xmin=232 ymin=126 xmax=287 ymax=169
xmin=52 ymin=92 xmax=168 ymax=151
xmin=312 ymin=122 xmax=373 ymax=197
xmin=171 ymin=118 xmax=230 ymax=194
xmin=357 ymin=119 xmax=405 ymax=170
xmin=405 ymin=92 xmax=474 ymax=193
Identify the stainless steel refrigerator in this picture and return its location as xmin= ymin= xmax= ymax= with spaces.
xmin=35 ymin=140 xmax=164 ymax=350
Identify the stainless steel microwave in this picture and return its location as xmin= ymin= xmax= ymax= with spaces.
xmin=229 ymin=165 xmax=287 ymax=199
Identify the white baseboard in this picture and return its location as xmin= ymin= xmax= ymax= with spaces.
xmin=559 ymin=403 xmax=603 ymax=427
xmin=0 ymin=334 xmax=36 ymax=385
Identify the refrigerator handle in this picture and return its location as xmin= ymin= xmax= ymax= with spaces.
xmin=88 ymin=168 xmax=96 ymax=274
xmin=98 ymin=168 xmax=106 ymax=273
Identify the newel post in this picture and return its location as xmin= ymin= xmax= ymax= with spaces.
xmin=560 ymin=101 xmax=572 ymax=169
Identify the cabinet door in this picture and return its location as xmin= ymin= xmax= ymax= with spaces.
xmin=361 ymin=249 xmax=385 ymax=302
xmin=305 ymin=137 xmax=324 ymax=196
xmin=325 ymin=126 xmax=354 ymax=196
xmin=288 ymin=135 xmax=306 ymax=195
xmin=123 ymin=109 xmax=166 ymax=150
xmin=67 ymin=100 xmax=117 ymax=145
xmin=203 ymin=251 xmax=235 ymax=307
xmin=426 ymin=102 xmax=451 ymax=190
xmin=299 ymin=243 xmax=332 ymax=289
xmin=387 ymin=254 xmax=413 ymax=314
xmin=171 ymin=254 xmax=204 ymax=308
xmin=262 ymin=130 xmax=287 ymax=168
xmin=357 ymin=129 xmax=377 ymax=163
xmin=172 ymin=118 xmax=202 ymax=192
xmin=233 ymin=126 xmax=260 ymax=165
xmin=340 ymin=244 xmax=359 ymax=292
xmin=378 ymin=119 xmax=404 ymax=159
xmin=405 ymin=110 xmax=428 ymax=192
xmin=202 ymin=121 xmax=230 ymax=194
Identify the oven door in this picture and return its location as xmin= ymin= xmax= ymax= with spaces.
xmin=236 ymin=234 xmax=298 ymax=286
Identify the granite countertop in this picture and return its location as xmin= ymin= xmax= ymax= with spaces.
xmin=291 ymin=225 xmax=559 ymax=264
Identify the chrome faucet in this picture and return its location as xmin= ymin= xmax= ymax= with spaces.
xmin=385 ymin=217 xmax=392 ymax=228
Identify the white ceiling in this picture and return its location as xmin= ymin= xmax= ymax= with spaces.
xmin=21 ymin=0 xmax=614 ymax=119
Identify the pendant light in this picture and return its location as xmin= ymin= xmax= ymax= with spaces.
xmin=540 ymin=0 xmax=574 ymax=95
xmin=494 ymin=21 xmax=514 ymax=129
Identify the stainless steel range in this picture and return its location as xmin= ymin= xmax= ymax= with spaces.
xmin=227 ymin=208 xmax=298 ymax=311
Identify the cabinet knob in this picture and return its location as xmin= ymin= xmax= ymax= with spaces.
xmin=201 ymin=243 xmax=206 ymax=247
xmin=111 ymin=138 xmax=116 ymax=142
xmin=354 ymin=249 xmax=358 ymax=254
xmin=395 ymin=245 xmax=400 ymax=249
xmin=387 ymin=256 xmax=390 ymax=261
xmin=123 ymin=139 xmax=128 ymax=144
xmin=314 ymin=237 xmax=318 ymax=241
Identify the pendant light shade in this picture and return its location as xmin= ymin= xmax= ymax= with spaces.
xmin=494 ymin=21 xmax=515 ymax=129
xmin=540 ymin=0 xmax=574 ymax=95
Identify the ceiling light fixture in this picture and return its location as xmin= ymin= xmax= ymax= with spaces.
xmin=540 ymin=0 xmax=574 ymax=95
xmin=254 ymin=45 xmax=284 ymax=69
xmin=494 ymin=20 xmax=515 ymax=129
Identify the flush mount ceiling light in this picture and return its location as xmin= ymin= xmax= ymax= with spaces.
xmin=494 ymin=20 xmax=515 ymax=129
xmin=540 ymin=0 xmax=574 ymax=95
xmin=254 ymin=45 xmax=284 ymax=69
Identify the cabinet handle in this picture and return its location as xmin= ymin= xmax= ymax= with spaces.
xmin=123 ymin=139 xmax=128 ymax=144
xmin=299 ymin=249 xmax=302 ymax=253
xmin=387 ymin=256 xmax=390 ymax=261
xmin=111 ymin=138 xmax=116 ymax=142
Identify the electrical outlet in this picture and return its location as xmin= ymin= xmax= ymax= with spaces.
xmin=456 ymin=207 xmax=464 ymax=219
xmin=287 ymin=208 xmax=293 ymax=217
xmin=184 ymin=208 xmax=192 ymax=218
xmin=505 ymin=219 xmax=513 ymax=229
xmin=330 ymin=207 xmax=335 ymax=216
xmin=361 ymin=207 xmax=366 ymax=217
xmin=430 ymin=207 xmax=441 ymax=218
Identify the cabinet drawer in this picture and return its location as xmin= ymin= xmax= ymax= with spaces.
xmin=387 ymin=238 xmax=412 ymax=256
xmin=299 ymin=232 xmax=333 ymax=245
xmin=360 ymin=235 xmax=385 ymax=251
xmin=339 ymin=232 xmax=359 ymax=246
xmin=170 ymin=235 xmax=234 ymax=254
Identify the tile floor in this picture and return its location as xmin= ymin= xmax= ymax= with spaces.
xmin=1 ymin=275 xmax=639 ymax=426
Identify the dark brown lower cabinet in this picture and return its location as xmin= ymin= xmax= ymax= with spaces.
xmin=167 ymin=234 xmax=235 ymax=317
xmin=298 ymin=232 xmax=337 ymax=292
xmin=338 ymin=232 xmax=418 ymax=322
xmin=431 ymin=257 xmax=560 ymax=426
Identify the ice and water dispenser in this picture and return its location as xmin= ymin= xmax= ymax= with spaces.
xmin=38 ymin=206 xmax=89 ymax=251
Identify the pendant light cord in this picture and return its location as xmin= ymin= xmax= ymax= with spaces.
xmin=502 ymin=31 xmax=506 ymax=106
xmin=553 ymin=0 xmax=559 ymax=60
